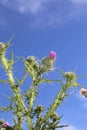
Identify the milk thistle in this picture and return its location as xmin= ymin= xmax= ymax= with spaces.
xmin=0 ymin=41 xmax=83 ymax=130
xmin=80 ymin=88 xmax=87 ymax=98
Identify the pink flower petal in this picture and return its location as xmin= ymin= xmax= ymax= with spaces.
xmin=2 ymin=122 xmax=9 ymax=128
xmin=49 ymin=51 xmax=56 ymax=60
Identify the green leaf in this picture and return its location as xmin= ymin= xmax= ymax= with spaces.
xmin=58 ymin=67 xmax=65 ymax=75
xmin=0 ymin=80 xmax=9 ymax=84
xmin=15 ymin=73 xmax=28 ymax=86
xmin=56 ymin=124 xmax=68 ymax=128
xmin=5 ymin=34 xmax=15 ymax=49
xmin=8 ymin=52 xmax=14 ymax=69
xmin=0 ymin=106 xmax=10 ymax=112
xmin=39 ymin=78 xmax=62 ymax=84
xmin=71 ymin=82 xmax=81 ymax=87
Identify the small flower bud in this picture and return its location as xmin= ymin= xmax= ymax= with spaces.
xmin=27 ymin=56 xmax=36 ymax=64
xmin=41 ymin=57 xmax=54 ymax=69
xmin=0 ymin=42 xmax=5 ymax=49
xmin=50 ymin=112 xmax=58 ymax=121
xmin=41 ymin=51 xmax=56 ymax=70
xmin=34 ymin=105 xmax=44 ymax=115
xmin=80 ymin=88 xmax=87 ymax=98
xmin=0 ymin=42 xmax=6 ymax=55
xmin=26 ymin=56 xmax=39 ymax=71
xmin=64 ymin=72 xmax=76 ymax=82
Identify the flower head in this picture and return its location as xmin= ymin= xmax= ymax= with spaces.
xmin=34 ymin=105 xmax=44 ymax=115
xmin=48 ymin=50 xmax=56 ymax=60
xmin=0 ymin=42 xmax=5 ymax=49
xmin=41 ymin=51 xmax=57 ymax=70
xmin=50 ymin=112 xmax=58 ymax=122
xmin=64 ymin=72 xmax=76 ymax=82
xmin=2 ymin=122 xmax=9 ymax=128
xmin=0 ymin=42 xmax=6 ymax=55
xmin=80 ymin=88 xmax=87 ymax=98
xmin=26 ymin=56 xmax=39 ymax=71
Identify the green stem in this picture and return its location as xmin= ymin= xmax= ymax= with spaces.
xmin=1 ymin=54 xmax=15 ymax=87
xmin=27 ymin=117 xmax=33 ymax=130
xmin=0 ymin=53 xmax=27 ymax=130
xmin=27 ymin=79 xmax=38 ymax=130
xmin=27 ymin=86 xmax=37 ymax=130
xmin=41 ymin=87 xmax=67 ymax=125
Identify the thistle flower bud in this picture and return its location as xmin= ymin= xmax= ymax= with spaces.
xmin=27 ymin=56 xmax=36 ymax=63
xmin=26 ymin=56 xmax=39 ymax=71
xmin=0 ymin=42 xmax=6 ymax=55
xmin=0 ymin=42 xmax=5 ymax=49
xmin=64 ymin=72 xmax=76 ymax=82
xmin=50 ymin=112 xmax=58 ymax=121
xmin=34 ymin=105 xmax=44 ymax=115
xmin=80 ymin=88 xmax=87 ymax=98
xmin=41 ymin=51 xmax=56 ymax=70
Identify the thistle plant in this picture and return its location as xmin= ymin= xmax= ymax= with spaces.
xmin=0 ymin=41 xmax=82 ymax=130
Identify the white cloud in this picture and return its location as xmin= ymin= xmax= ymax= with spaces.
xmin=18 ymin=0 xmax=44 ymax=14
xmin=0 ymin=0 xmax=87 ymax=28
xmin=0 ymin=0 xmax=46 ymax=14
xmin=0 ymin=0 xmax=71 ymax=27
xmin=75 ymin=93 xmax=87 ymax=109
xmin=75 ymin=92 xmax=87 ymax=101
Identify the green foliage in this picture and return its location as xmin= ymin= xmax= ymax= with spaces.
xmin=0 ymin=41 xmax=82 ymax=130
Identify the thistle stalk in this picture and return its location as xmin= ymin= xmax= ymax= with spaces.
xmin=40 ymin=82 xmax=72 ymax=125
xmin=1 ymin=55 xmax=15 ymax=87
xmin=41 ymin=90 xmax=66 ymax=124
xmin=0 ymin=49 xmax=26 ymax=130
xmin=27 ymin=81 xmax=37 ymax=130
xmin=0 ymin=45 xmax=82 ymax=130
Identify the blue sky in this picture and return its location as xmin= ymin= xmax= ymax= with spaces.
xmin=0 ymin=0 xmax=87 ymax=130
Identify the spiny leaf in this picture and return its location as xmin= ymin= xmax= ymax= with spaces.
xmin=71 ymin=82 xmax=82 ymax=87
xmin=4 ymin=94 xmax=11 ymax=99
xmin=0 ymin=80 xmax=9 ymax=84
xmin=0 ymin=106 xmax=10 ymax=112
xmin=55 ymin=124 xmax=68 ymax=128
xmin=19 ymin=74 xmax=28 ymax=85
xmin=39 ymin=78 xmax=62 ymax=84
xmin=8 ymin=52 xmax=14 ymax=69
xmin=5 ymin=34 xmax=15 ymax=49
xmin=21 ymin=58 xmax=36 ymax=79
xmin=58 ymin=67 xmax=65 ymax=75
xmin=15 ymin=73 xmax=28 ymax=86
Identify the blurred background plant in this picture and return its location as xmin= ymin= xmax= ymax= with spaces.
xmin=0 ymin=41 xmax=82 ymax=130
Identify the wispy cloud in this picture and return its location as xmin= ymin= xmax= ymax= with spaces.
xmin=75 ymin=92 xmax=87 ymax=109
xmin=0 ymin=0 xmax=45 ymax=14
xmin=71 ymin=0 xmax=87 ymax=4
xmin=0 ymin=0 xmax=87 ymax=28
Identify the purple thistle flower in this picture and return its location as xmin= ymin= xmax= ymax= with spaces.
xmin=48 ymin=51 xmax=56 ymax=60
xmin=2 ymin=122 xmax=9 ymax=128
